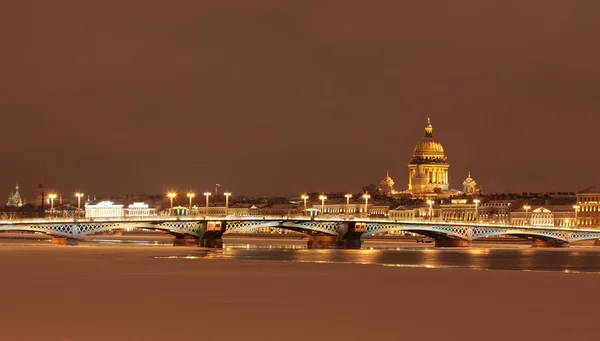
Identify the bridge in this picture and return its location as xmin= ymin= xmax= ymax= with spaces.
xmin=1 ymin=214 xmax=600 ymax=248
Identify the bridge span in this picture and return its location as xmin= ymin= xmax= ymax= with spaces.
xmin=1 ymin=215 xmax=600 ymax=248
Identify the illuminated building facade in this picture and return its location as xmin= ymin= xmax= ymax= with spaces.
xmin=85 ymin=201 xmax=124 ymax=218
xmin=576 ymin=186 xmax=600 ymax=227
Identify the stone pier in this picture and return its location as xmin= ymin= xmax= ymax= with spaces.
xmin=434 ymin=239 xmax=470 ymax=247
xmin=532 ymin=239 xmax=569 ymax=248
xmin=51 ymin=236 xmax=78 ymax=246
xmin=173 ymin=235 xmax=200 ymax=247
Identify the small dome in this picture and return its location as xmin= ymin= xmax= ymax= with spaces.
xmin=410 ymin=118 xmax=448 ymax=164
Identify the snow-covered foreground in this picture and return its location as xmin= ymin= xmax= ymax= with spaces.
xmin=0 ymin=245 xmax=598 ymax=341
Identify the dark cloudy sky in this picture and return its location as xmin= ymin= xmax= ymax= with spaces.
xmin=1 ymin=1 xmax=599 ymax=198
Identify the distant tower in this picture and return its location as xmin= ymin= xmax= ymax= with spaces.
xmin=378 ymin=171 xmax=396 ymax=196
xmin=34 ymin=163 xmax=46 ymax=207
xmin=462 ymin=171 xmax=479 ymax=195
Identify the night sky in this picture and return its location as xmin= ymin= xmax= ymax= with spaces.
xmin=2 ymin=1 xmax=600 ymax=198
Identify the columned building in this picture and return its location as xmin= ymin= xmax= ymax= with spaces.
xmin=125 ymin=202 xmax=155 ymax=217
xmin=576 ymin=186 xmax=600 ymax=227
xmin=511 ymin=206 xmax=576 ymax=227
xmin=85 ymin=201 xmax=125 ymax=218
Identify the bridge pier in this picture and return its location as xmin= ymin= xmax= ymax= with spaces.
xmin=51 ymin=236 xmax=78 ymax=246
xmin=307 ymin=235 xmax=340 ymax=249
xmin=173 ymin=235 xmax=200 ymax=247
xmin=532 ymin=239 xmax=569 ymax=248
xmin=307 ymin=235 xmax=363 ymax=249
xmin=434 ymin=239 xmax=470 ymax=247
xmin=200 ymin=231 xmax=223 ymax=248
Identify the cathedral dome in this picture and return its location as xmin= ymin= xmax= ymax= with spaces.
xmin=410 ymin=118 xmax=448 ymax=164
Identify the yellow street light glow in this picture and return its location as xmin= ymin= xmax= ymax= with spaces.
xmin=224 ymin=192 xmax=232 ymax=216
xmin=167 ymin=192 xmax=177 ymax=209
xmin=319 ymin=195 xmax=327 ymax=214
xmin=75 ymin=192 xmax=84 ymax=212
xmin=301 ymin=194 xmax=309 ymax=216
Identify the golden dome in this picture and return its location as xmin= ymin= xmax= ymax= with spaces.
xmin=410 ymin=118 xmax=448 ymax=164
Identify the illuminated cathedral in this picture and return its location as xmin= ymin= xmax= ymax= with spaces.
xmin=6 ymin=182 xmax=24 ymax=207
xmin=380 ymin=118 xmax=478 ymax=199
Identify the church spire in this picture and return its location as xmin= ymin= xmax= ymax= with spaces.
xmin=424 ymin=118 xmax=433 ymax=137
xmin=39 ymin=161 xmax=44 ymax=185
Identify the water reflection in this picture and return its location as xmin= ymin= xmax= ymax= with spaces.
xmin=160 ymin=246 xmax=600 ymax=274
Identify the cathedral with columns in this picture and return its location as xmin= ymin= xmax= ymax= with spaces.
xmin=379 ymin=118 xmax=479 ymax=199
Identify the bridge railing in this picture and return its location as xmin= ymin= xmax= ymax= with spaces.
xmin=1 ymin=214 xmax=599 ymax=233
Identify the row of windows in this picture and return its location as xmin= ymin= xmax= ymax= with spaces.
xmin=578 ymin=196 xmax=600 ymax=203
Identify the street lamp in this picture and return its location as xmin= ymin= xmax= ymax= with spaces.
xmin=362 ymin=193 xmax=371 ymax=218
xmin=427 ymin=199 xmax=434 ymax=218
xmin=167 ymin=192 xmax=177 ymax=209
xmin=473 ymin=199 xmax=481 ymax=222
xmin=523 ymin=205 xmax=531 ymax=226
xmin=48 ymin=193 xmax=57 ymax=213
xmin=319 ymin=195 xmax=327 ymax=215
xmin=224 ymin=192 xmax=232 ymax=216
xmin=345 ymin=194 xmax=352 ymax=215
xmin=75 ymin=192 xmax=84 ymax=212
xmin=573 ymin=205 xmax=580 ymax=227
xmin=301 ymin=194 xmax=309 ymax=215
xmin=186 ymin=192 xmax=195 ymax=210
xmin=565 ymin=218 xmax=570 ymax=227
xmin=204 ymin=192 xmax=211 ymax=214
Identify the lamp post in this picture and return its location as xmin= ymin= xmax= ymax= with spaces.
xmin=167 ymin=192 xmax=177 ymax=209
xmin=345 ymin=194 xmax=352 ymax=215
xmin=565 ymin=218 xmax=570 ymax=227
xmin=523 ymin=205 xmax=531 ymax=226
xmin=362 ymin=193 xmax=371 ymax=218
xmin=301 ymin=194 xmax=309 ymax=215
xmin=427 ymin=199 xmax=434 ymax=219
xmin=473 ymin=199 xmax=480 ymax=222
xmin=204 ymin=192 xmax=211 ymax=214
xmin=573 ymin=205 xmax=580 ymax=227
xmin=224 ymin=192 xmax=231 ymax=216
xmin=319 ymin=195 xmax=327 ymax=215
xmin=48 ymin=193 xmax=57 ymax=212
xmin=75 ymin=192 xmax=84 ymax=213
xmin=186 ymin=192 xmax=195 ymax=210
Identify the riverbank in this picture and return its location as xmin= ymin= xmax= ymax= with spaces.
xmin=0 ymin=245 xmax=598 ymax=341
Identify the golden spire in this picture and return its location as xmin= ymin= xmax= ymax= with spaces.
xmin=424 ymin=117 xmax=433 ymax=137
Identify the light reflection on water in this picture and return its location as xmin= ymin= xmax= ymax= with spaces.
xmin=158 ymin=246 xmax=600 ymax=274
